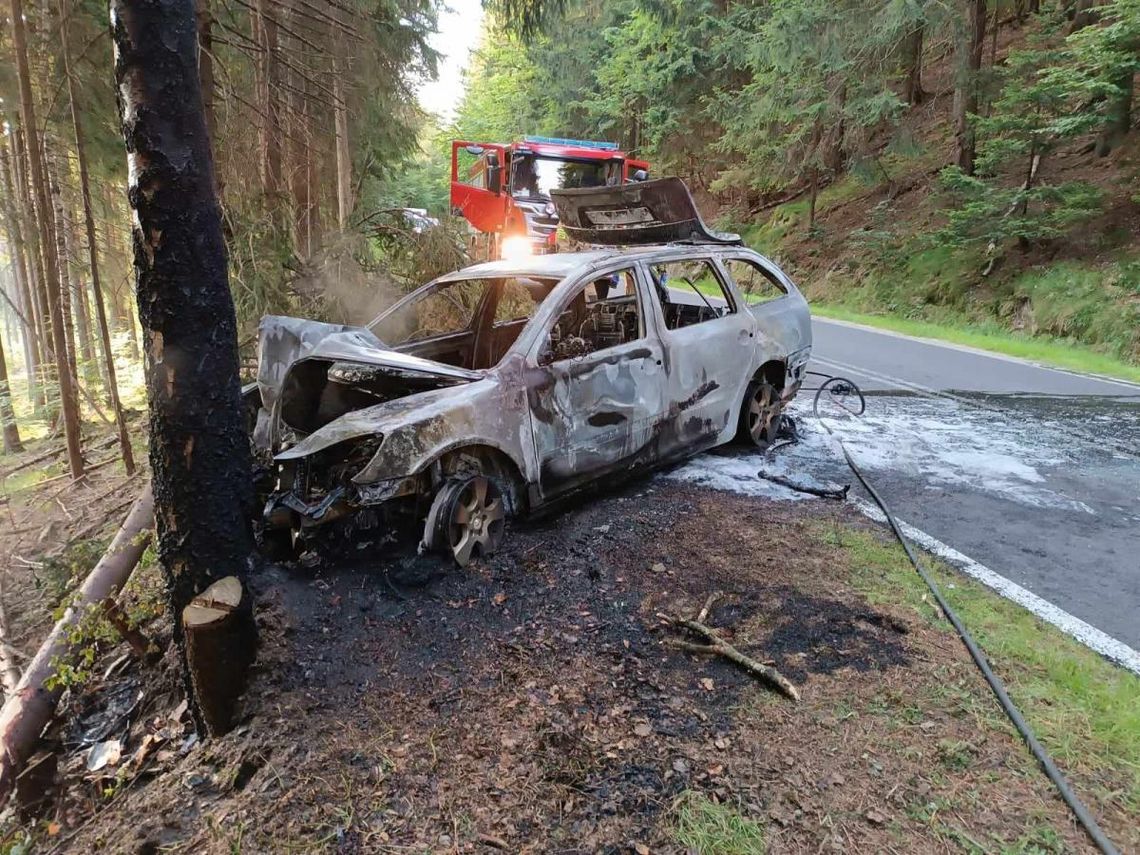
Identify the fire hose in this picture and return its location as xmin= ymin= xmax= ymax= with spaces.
xmin=798 ymin=371 xmax=1120 ymax=855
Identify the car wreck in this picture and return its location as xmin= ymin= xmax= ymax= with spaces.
xmin=248 ymin=179 xmax=812 ymax=565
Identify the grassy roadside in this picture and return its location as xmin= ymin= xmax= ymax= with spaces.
xmin=672 ymin=514 xmax=1139 ymax=853
xmin=822 ymin=522 xmax=1140 ymax=808
xmin=809 ymin=304 xmax=1140 ymax=384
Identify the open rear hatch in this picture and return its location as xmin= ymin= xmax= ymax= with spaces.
xmin=550 ymin=177 xmax=741 ymax=246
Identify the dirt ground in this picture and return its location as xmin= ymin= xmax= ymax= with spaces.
xmin=10 ymin=469 xmax=1127 ymax=855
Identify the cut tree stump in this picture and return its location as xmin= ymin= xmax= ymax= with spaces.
xmin=182 ymin=576 xmax=256 ymax=736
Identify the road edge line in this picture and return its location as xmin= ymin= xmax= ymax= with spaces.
xmin=812 ymin=315 xmax=1140 ymax=392
xmin=852 ymin=497 xmax=1140 ymax=676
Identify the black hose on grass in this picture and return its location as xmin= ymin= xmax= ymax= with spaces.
xmin=809 ymin=375 xmax=1120 ymax=855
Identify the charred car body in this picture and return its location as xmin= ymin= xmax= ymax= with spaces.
xmin=249 ymin=179 xmax=812 ymax=565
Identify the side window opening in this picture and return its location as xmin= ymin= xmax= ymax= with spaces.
xmin=648 ymin=258 xmax=735 ymax=330
xmin=543 ymin=268 xmax=642 ymax=363
xmin=725 ymin=258 xmax=788 ymax=306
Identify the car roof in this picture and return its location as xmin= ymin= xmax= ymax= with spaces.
xmin=449 ymin=244 xmax=754 ymax=281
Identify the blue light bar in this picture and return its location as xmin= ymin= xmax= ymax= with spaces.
xmin=523 ymin=135 xmax=619 ymax=151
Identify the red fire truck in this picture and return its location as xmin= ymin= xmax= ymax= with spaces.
xmin=450 ymin=135 xmax=650 ymax=260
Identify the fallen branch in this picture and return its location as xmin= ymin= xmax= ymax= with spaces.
xmin=665 ymin=595 xmax=800 ymax=701
xmin=0 ymin=485 xmax=154 ymax=808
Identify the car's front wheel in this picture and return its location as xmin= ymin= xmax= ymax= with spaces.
xmin=423 ymin=474 xmax=507 ymax=567
xmin=737 ymin=379 xmax=784 ymax=449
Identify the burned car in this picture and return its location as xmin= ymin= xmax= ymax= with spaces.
xmin=249 ymin=179 xmax=811 ymax=565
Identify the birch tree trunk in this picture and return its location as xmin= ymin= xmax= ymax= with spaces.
xmin=111 ymin=0 xmax=256 ymax=731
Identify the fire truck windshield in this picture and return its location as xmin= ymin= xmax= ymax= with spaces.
xmin=510 ymin=155 xmax=620 ymax=200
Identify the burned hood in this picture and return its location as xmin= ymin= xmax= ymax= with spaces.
xmin=550 ymin=177 xmax=741 ymax=246
xmin=256 ymin=315 xmax=480 ymax=413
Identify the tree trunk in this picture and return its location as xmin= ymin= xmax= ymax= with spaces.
xmin=60 ymin=189 xmax=98 ymax=388
xmin=59 ymin=0 xmax=135 ymax=474
xmin=953 ymin=0 xmax=987 ymax=176
xmin=257 ymin=0 xmax=284 ymax=205
xmin=1095 ymin=69 xmax=1134 ymax=157
xmin=334 ymin=56 xmax=353 ymax=229
xmin=196 ymin=0 xmax=217 ymax=145
xmin=47 ymin=148 xmax=81 ymax=399
xmin=0 ymin=137 xmax=41 ymax=408
xmin=0 ymin=487 xmax=154 ymax=807
xmin=903 ymin=22 xmax=927 ymax=106
xmin=111 ymin=0 xmax=255 ymax=733
xmin=8 ymin=0 xmax=84 ymax=480
xmin=0 ymin=335 xmax=23 ymax=454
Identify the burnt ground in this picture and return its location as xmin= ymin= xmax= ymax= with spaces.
xmin=33 ymin=477 xmax=1133 ymax=854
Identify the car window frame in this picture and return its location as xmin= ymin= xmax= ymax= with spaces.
xmin=527 ymin=263 xmax=649 ymax=366
xmin=722 ymin=254 xmax=790 ymax=307
xmin=642 ymin=253 xmax=739 ymax=334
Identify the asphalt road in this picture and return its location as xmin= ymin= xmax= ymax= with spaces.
xmin=804 ymin=317 xmax=1140 ymax=651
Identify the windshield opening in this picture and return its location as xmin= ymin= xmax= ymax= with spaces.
xmin=510 ymin=155 xmax=621 ymax=200
xmin=368 ymin=275 xmax=560 ymax=370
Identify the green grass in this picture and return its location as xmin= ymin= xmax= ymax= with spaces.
xmin=818 ymin=522 xmax=1140 ymax=810
xmin=675 ymin=792 xmax=766 ymax=854
xmin=809 ymin=303 xmax=1140 ymax=383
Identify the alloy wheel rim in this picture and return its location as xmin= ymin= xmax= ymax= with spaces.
xmin=447 ymin=476 xmax=505 ymax=566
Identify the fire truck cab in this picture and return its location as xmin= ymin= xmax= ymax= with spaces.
xmin=450 ymin=136 xmax=649 ymax=260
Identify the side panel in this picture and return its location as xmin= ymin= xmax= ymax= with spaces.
xmin=646 ymin=262 xmax=757 ymax=455
xmin=525 ymin=265 xmax=668 ymax=498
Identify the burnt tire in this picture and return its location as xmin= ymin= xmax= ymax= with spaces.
xmin=423 ymin=474 xmax=507 ymax=567
xmin=737 ymin=379 xmax=784 ymax=449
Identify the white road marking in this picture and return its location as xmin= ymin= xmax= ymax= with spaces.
xmin=851 ymin=498 xmax=1140 ymax=676
xmin=813 ymin=316 xmax=1140 ymax=393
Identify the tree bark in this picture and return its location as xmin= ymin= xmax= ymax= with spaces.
xmin=334 ymin=55 xmax=353 ymax=229
xmin=47 ymin=147 xmax=81 ymax=399
xmin=0 ymin=137 xmax=41 ymax=408
xmin=8 ymin=0 xmax=84 ymax=480
xmin=953 ymin=0 xmax=987 ymax=175
xmin=111 ymin=0 xmax=255 ymax=730
xmin=1095 ymin=69 xmax=1134 ymax=157
xmin=195 ymin=0 xmax=217 ymax=145
xmin=182 ymin=576 xmax=255 ymax=735
xmin=903 ymin=22 xmax=927 ymax=106
xmin=0 ymin=487 xmax=153 ymax=807
xmin=257 ymin=0 xmax=284 ymax=204
xmin=0 ymin=334 xmax=23 ymax=454
xmin=59 ymin=0 xmax=136 ymax=474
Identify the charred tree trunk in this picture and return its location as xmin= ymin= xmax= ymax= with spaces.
xmin=903 ymin=22 xmax=927 ymax=106
xmin=195 ymin=0 xmax=217 ymax=145
xmin=953 ymin=0 xmax=987 ymax=175
xmin=8 ymin=0 xmax=83 ymax=479
xmin=59 ymin=0 xmax=135 ymax=474
xmin=111 ymin=0 xmax=255 ymax=734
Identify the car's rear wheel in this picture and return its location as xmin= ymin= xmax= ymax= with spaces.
xmin=424 ymin=474 xmax=506 ymax=567
xmin=737 ymin=379 xmax=784 ymax=449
